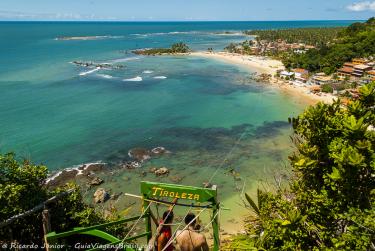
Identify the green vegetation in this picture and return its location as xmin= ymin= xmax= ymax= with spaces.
xmin=133 ymin=42 xmax=190 ymax=55
xmin=0 ymin=153 xmax=127 ymax=245
xmin=226 ymin=82 xmax=375 ymax=250
xmin=321 ymin=83 xmax=334 ymax=93
xmin=282 ymin=18 xmax=375 ymax=74
xmin=245 ymin=27 xmax=344 ymax=46
xmin=225 ymin=40 xmax=254 ymax=54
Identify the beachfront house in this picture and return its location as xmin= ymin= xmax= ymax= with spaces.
xmin=279 ymin=70 xmax=294 ymax=80
xmin=338 ymin=66 xmax=354 ymax=79
xmin=292 ymin=68 xmax=309 ymax=84
xmin=353 ymin=64 xmax=373 ymax=78
xmin=352 ymin=58 xmax=369 ymax=65
xmin=337 ymin=59 xmax=374 ymax=80
xmin=310 ymin=73 xmax=332 ymax=85
xmin=368 ymin=70 xmax=375 ymax=82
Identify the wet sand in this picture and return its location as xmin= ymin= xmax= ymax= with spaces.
xmin=191 ymin=51 xmax=336 ymax=105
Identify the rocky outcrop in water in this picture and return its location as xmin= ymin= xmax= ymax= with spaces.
xmin=126 ymin=146 xmax=170 ymax=166
xmin=169 ymin=175 xmax=183 ymax=183
xmin=88 ymin=177 xmax=104 ymax=186
xmin=121 ymin=161 xmax=141 ymax=169
xmin=154 ymin=167 xmax=169 ymax=176
xmin=128 ymin=148 xmax=151 ymax=162
xmin=150 ymin=146 xmax=168 ymax=155
xmin=93 ymin=188 xmax=110 ymax=203
xmin=45 ymin=162 xmax=108 ymax=188
xmin=72 ymin=61 xmax=125 ymax=70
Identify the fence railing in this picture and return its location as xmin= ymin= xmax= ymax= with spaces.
xmin=45 ymin=213 xmax=151 ymax=251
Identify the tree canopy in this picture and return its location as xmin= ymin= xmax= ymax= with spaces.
xmin=0 ymin=153 xmax=118 ymax=245
xmin=227 ymin=82 xmax=375 ymax=250
xmin=282 ymin=18 xmax=375 ymax=74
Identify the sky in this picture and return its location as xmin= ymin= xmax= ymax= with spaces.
xmin=0 ymin=0 xmax=374 ymax=21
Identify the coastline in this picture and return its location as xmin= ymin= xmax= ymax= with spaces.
xmin=190 ymin=51 xmax=336 ymax=105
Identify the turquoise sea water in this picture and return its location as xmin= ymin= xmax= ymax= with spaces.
xmin=0 ymin=21 xmax=355 ymax=232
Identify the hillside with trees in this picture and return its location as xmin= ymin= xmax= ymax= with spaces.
xmin=282 ymin=18 xmax=375 ymax=74
xmin=226 ymin=82 xmax=375 ymax=250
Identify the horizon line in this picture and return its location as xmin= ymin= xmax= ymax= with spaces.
xmin=0 ymin=19 xmax=365 ymax=22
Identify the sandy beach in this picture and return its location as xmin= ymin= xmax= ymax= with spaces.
xmin=190 ymin=51 xmax=336 ymax=104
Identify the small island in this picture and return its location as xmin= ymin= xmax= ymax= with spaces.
xmin=133 ymin=42 xmax=191 ymax=55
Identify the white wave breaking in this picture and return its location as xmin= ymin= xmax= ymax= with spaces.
xmin=111 ymin=57 xmax=140 ymax=63
xmin=130 ymin=30 xmax=246 ymax=37
xmin=56 ymin=35 xmax=124 ymax=41
xmin=96 ymin=74 xmax=115 ymax=79
xmin=79 ymin=67 xmax=100 ymax=76
xmin=153 ymin=76 xmax=167 ymax=79
xmin=143 ymin=70 xmax=154 ymax=74
xmin=131 ymin=31 xmax=200 ymax=37
xmin=45 ymin=161 xmax=105 ymax=185
xmin=123 ymin=76 xmax=143 ymax=82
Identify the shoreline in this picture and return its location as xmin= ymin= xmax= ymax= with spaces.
xmin=190 ymin=51 xmax=336 ymax=105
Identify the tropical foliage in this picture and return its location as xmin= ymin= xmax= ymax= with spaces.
xmin=226 ymin=82 xmax=375 ymax=250
xmin=133 ymin=42 xmax=190 ymax=55
xmin=282 ymin=18 xmax=375 ymax=74
xmin=225 ymin=40 xmax=254 ymax=54
xmin=0 ymin=153 xmax=123 ymax=245
xmin=245 ymin=27 xmax=344 ymax=46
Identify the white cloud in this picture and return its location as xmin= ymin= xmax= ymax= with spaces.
xmin=347 ymin=1 xmax=375 ymax=12
xmin=0 ymin=10 xmax=117 ymax=20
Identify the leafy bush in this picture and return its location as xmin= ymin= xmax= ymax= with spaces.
xmin=226 ymin=82 xmax=375 ymax=250
xmin=321 ymin=84 xmax=333 ymax=93
xmin=0 ymin=153 xmax=108 ymax=245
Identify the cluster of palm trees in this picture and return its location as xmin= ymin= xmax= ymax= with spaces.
xmin=244 ymin=27 xmax=344 ymax=47
xmin=170 ymin=42 xmax=190 ymax=53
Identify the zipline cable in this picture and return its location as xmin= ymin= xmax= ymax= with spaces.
xmin=199 ymin=208 xmax=220 ymax=232
xmin=115 ymin=201 xmax=153 ymax=251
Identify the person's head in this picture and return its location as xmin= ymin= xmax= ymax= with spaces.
xmin=184 ymin=213 xmax=196 ymax=227
xmin=162 ymin=210 xmax=174 ymax=224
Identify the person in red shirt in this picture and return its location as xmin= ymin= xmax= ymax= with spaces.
xmin=157 ymin=210 xmax=174 ymax=251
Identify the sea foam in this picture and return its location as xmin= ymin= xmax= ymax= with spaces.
xmin=56 ymin=35 xmax=124 ymax=41
xmin=123 ymin=76 xmax=143 ymax=82
xmin=143 ymin=70 xmax=154 ymax=74
xmin=153 ymin=76 xmax=167 ymax=79
xmin=97 ymin=74 xmax=114 ymax=79
xmin=111 ymin=57 xmax=140 ymax=63
xmin=79 ymin=67 xmax=100 ymax=76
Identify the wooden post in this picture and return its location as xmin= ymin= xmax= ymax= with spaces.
xmin=142 ymin=200 xmax=152 ymax=245
xmin=211 ymin=185 xmax=220 ymax=251
xmin=42 ymin=209 xmax=51 ymax=251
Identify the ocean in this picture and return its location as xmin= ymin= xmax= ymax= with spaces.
xmin=0 ymin=20 xmax=355 ymax=232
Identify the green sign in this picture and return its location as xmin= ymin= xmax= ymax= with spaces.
xmin=140 ymin=181 xmax=217 ymax=203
